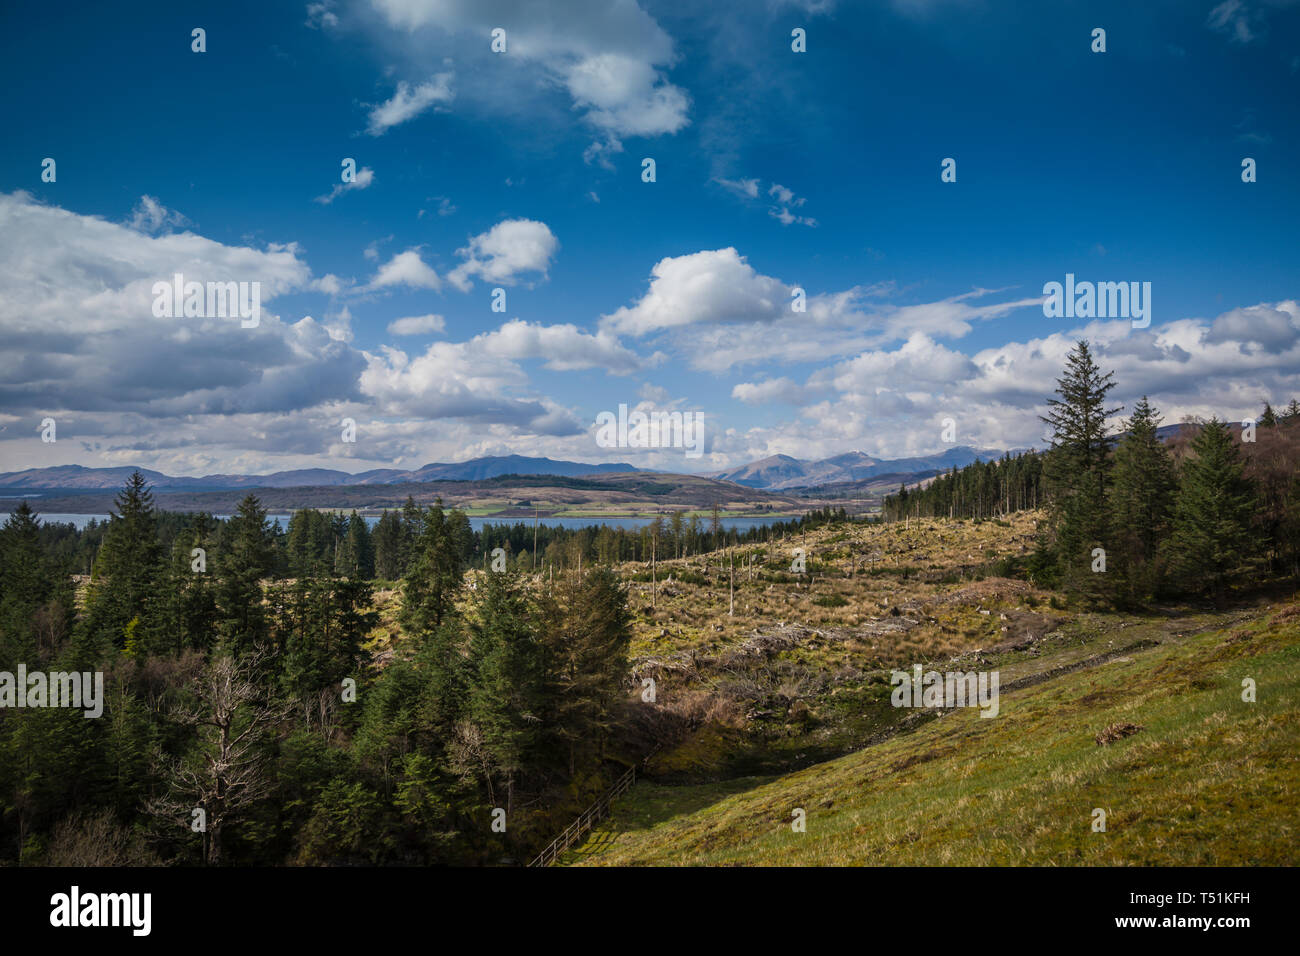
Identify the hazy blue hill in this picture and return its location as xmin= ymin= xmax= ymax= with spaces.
xmin=0 ymin=456 xmax=644 ymax=492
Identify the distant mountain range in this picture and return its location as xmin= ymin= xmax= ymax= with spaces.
xmin=0 ymin=446 xmax=1041 ymax=497
xmin=710 ymin=423 xmax=1208 ymax=492
xmin=708 ymin=446 xmax=1015 ymax=491
xmin=0 ymin=447 xmax=1026 ymax=496
xmin=9 ymin=434 xmax=1221 ymax=497
xmin=0 ymin=456 xmax=642 ymax=492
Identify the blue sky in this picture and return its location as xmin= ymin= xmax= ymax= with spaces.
xmin=0 ymin=0 xmax=1297 ymax=477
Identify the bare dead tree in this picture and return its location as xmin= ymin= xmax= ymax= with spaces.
xmin=294 ymin=684 xmax=339 ymax=740
xmin=314 ymin=686 xmax=338 ymax=741
xmin=447 ymin=719 xmax=496 ymax=807
xmin=146 ymin=647 xmax=290 ymax=865
xmin=729 ymin=550 xmax=734 ymax=617
xmin=46 ymin=809 xmax=161 ymax=867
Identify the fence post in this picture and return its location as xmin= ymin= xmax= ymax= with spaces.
xmin=529 ymin=763 xmax=643 ymax=866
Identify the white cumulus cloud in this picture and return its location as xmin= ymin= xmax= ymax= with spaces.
xmin=366 ymin=248 xmax=441 ymax=290
xmin=447 ymin=218 xmax=559 ymax=291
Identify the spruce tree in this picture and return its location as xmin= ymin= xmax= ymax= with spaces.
xmin=275 ymin=569 xmax=376 ymax=700
xmin=103 ymin=676 xmax=154 ymax=817
xmin=286 ymin=510 xmax=316 ymax=577
xmin=1165 ymin=418 xmax=1257 ymax=603
xmin=541 ymin=567 xmax=632 ymax=773
xmin=0 ymin=503 xmax=57 ymax=666
xmin=373 ymin=510 xmax=404 ymax=580
xmin=310 ymin=510 xmax=333 ymax=571
xmin=400 ymin=502 xmax=470 ymax=636
xmin=186 ymin=512 xmax=219 ymax=649
xmin=464 ymin=570 xmax=545 ymax=812
xmin=1110 ymin=397 xmax=1177 ymax=602
xmin=155 ymin=512 xmax=218 ymax=654
xmin=1038 ymin=341 xmax=1121 ymax=601
xmin=334 ymin=523 xmax=356 ymax=578
xmin=414 ymin=616 xmax=468 ymax=745
xmin=0 ymin=502 xmax=45 ymax=609
xmin=159 ymin=536 xmax=196 ymax=655
xmin=83 ymin=472 xmax=164 ymax=652
xmin=400 ymin=496 xmax=425 ymax=574
xmin=214 ymin=494 xmax=273 ymax=655
xmin=339 ymin=512 xmax=373 ymax=579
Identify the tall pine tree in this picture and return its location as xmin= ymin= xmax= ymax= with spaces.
xmin=400 ymin=502 xmax=470 ymax=637
xmin=0 ymin=503 xmax=68 ymax=666
xmin=1165 ymin=418 xmax=1256 ymax=603
xmin=539 ymin=567 xmax=632 ymax=774
xmin=1038 ymin=341 xmax=1120 ymax=601
xmin=83 ymin=472 xmax=163 ymax=655
xmin=372 ymin=510 xmax=404 ymax=580
xmin=1110 ymin=397 xmax=1177 ymax=603
xmin=464 ymin=570 xmax=545 ymax=813
xmin=214 ymin=494 xmax=273 ymax=655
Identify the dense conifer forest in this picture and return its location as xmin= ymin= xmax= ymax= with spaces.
xmin=0 ymin=484 xmax=649 ymax=864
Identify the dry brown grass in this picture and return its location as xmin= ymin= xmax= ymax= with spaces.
xmin=597 ymin=513 xmax=1059 ymax=774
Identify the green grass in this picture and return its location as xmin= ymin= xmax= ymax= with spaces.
xmin=571 ymin=602 xmax=1300 ymax=865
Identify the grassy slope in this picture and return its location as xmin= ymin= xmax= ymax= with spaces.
xmin=571 ymin=599 xmax=1300 ymax=865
